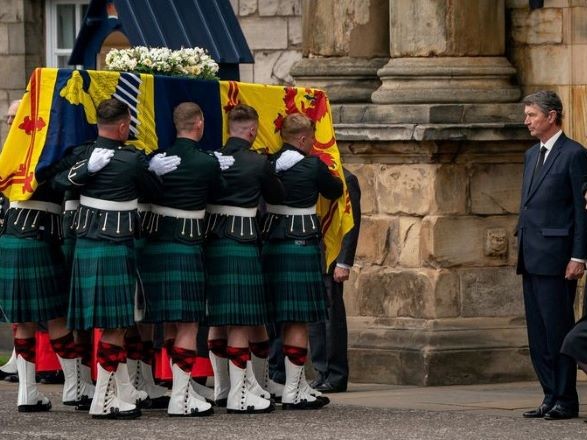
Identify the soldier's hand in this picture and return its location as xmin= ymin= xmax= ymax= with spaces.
xmin=213 ymin=151 xmax=235 ymax=171
xmin=276 ymin=150 xmax=304 ymax=172
xmin=148 ymin=153 xmax=181 ymax=176
xmin=565 ymin=260 xmax=585 ymax=280
xmin=87 ymin=148 xmax=114 ymax=173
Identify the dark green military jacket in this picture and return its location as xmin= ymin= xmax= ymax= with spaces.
xmin=64 ymin=136 xmax=163 ymax=242
xmin=206 ymin=137 xmax=285 ymax=243
xmin=147 ymin=137 xmax=221 ymax=244
xmin=262 ymin=143 xmax=343 ymax=241
xmin=1 ymin=142 xmax=94 ymax=242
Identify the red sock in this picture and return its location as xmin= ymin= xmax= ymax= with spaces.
xmin=97 ymin=341 xmax=126 ymax=372
xmin=170 ymin=346 xmax=196 ymax=374
xmin=249 ymin=340 xmax=270 ymax=359
xmin=226 ymin=346 xmax=249 ymax=369
xmin=124 ymin=335 xmax=143 ymax=361
xmin=50 ymin=332 xmax=77 ymax=359
xmin=208 ymin=338 xmax=228 ymax=358
xmin=283 ymin=345 xmax=307 ymax=366
xmin=142 ymin=340 xmax=154 ymax=365
xmin=14 ymin=337 xmax=35 ymax=363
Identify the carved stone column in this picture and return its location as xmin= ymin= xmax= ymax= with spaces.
xmin=290 ymin=0 xmax=389 ymax=102
xmin=372 ymin=0 xmax=520 ymax=103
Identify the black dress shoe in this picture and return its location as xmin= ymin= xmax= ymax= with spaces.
xmin=315 ymin=382 xmax=347 ymax=394
xmin=309 ymin=379 xmax=324 ymax=389
xmin=0 ymin=369 xmax=17 ymax=380
xmin=522 ymin=404 xmax=552 ymax=418
xmin=4 ymin=374 xmax=18 ymax=383
xmin=544 ymin=404 xmax=578 ymax=420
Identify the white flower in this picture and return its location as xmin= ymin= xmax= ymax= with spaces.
xmin=105 ymin=46 xmax=219 ymax=79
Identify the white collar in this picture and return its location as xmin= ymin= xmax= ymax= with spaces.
xmin=541 ymin=130 xmax=563 ymax=152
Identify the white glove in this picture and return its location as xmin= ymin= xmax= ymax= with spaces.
xmin=275 ymin=149 xmax=304 ymax=172
xmin=148 ymin=152 xmax=181 ymax=176
xmin=213 ymin=151 xmax=235 ymax=171
xmin=87 ymin=148 xmax=115 ymax=173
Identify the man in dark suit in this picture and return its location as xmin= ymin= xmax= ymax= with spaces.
xmin=517 ymin=90 xmax=587 ymax=420
xmin=309 ymin=167 xmax=361 ymax=393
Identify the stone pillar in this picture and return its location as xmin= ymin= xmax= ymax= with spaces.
xmin=290 ymin=0 xmax=389 ymax=102
xmin=372 ymin=0 xmax=520 ymax=103
xmin=326 ymin=0 xmax=535 ymax=386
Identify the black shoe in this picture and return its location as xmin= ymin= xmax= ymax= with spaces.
xmin=544 ymin=404 xmax=578 ymax=420
xmin=4 ymin=374 xmax=18 ymax=383
xmin=39 ymin=371 xmax=64 ymax=385
xmin=522 ymin=404 xmax=552 ymax=418
xmin=148 ymin=396 xmax=170 ymax=409
xmin=0 ymin=369 xmax=17 ymax=380
xmin=282 ymin=397 xmax=328 ymax=411
xmin=18 ymin=400 xmax=52 ymax=413
xmin=309 ymin=375 xmax=326 ymax=389
xmin=315 ymin=382 xmax=347 ymax=394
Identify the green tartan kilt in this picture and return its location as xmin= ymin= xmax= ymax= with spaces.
xmin=262 ymin=240 xmax=328 ymax=323
xmin=0 ymin=235 xmax=67 ymax=323
xmin=140 ymin=241 xmax=206 ymax=323
xmin=67 ymin=238 xmax=137 ymax=330
xmin=61 ymin=237 xmax=76 ymax=267
xmin=206 ymin=238 xmax=268 ymax=326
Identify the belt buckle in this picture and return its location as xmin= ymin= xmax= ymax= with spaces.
xmin=294 ymin=239 xmax=307 ymax=246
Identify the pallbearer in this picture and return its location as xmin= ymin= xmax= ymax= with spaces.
xmin=65 ymin=98 xmax=180 ymax=419
xmin=140 ymin=102 xmax=225 ymax=416
xmin=206 ymin=104 xmax=285 ymax=413
xmin=262 ymin=113 xmax=343 ymax=409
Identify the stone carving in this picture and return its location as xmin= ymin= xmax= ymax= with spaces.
xmin=484 ymin=228 xmax=508 ymax=258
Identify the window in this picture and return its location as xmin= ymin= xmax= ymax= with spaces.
xmin=45 ymin=0 xmax=89 ymax=68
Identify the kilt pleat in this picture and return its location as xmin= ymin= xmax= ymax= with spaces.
xmin=67 ymin=238 xmax=136 ymax=330
xmin=206 ymin=238 xmax=268 ymax=326
xmin=262 ymin=240 xmax=327 ymax=323
xmin=0 ymin=235 xmax=66 ymax=323
xmin=140 ymin=241 xmax=206 ymax=323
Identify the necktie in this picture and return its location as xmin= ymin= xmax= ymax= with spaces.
xmin=530 ymin=146 xmax=547 ymax=191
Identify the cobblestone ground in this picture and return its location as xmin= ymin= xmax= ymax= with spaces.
xmin=2 ymin=383 xmax=587 ymax=439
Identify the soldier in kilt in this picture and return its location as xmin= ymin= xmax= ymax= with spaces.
xmin=262 ymin=113 xmax=343 ymax=409
xmin=64 ymin=98 xmax=180 ymax=419
xmin=140 ymin=102 xmax=227 ymax=416
xmin=121 ymin=201 xmax=171 ymax=410
xmin=205 ymin=104 xmax=285 ymax=413
xmin=0 ymin=142 xmax=99 ymax=412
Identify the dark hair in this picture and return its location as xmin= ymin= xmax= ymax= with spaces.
xmin=96 ymin=98 xmax=130 ymax=125
xmin=173 ymin=102 xmax=203 ymax=132
xmin=522 ymin=90 xmax=563 ymax=125
xmin=228 ymin=104 xmax=258 ymax=124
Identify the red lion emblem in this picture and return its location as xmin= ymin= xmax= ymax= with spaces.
xmin=273 ymin=87 xmax=337 ymax=170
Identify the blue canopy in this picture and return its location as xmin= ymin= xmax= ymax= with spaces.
xmin=69 ymin=0 xmax=253 ymax=80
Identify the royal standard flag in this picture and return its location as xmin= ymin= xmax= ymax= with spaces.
xmin=0 ymin=68 xmax=353 ymax=268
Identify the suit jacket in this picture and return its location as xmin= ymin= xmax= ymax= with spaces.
xmin=517 ymin=133 xmax=587 ymax=276
xmin=331 ymin=168 xmax=361 ymax=273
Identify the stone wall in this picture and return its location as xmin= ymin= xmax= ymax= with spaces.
xmin=0 ymin=0 xmax=44 ymax=145
xmin=332 ymin=110 xmax=535 ymax=384
xmin=230 ymin=0 xmax=303 ymax=85
xmin=507 ymin=0 xmax=587 ymax=141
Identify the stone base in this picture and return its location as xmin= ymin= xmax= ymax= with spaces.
xmin=291 ymin=56 xmax=388 ymax=102
xmin=372 ymin=57 xmax=521 ymax=104
xmin=348 ymin=317 xmax=534 ymax=385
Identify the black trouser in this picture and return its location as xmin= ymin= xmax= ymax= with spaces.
xmin=308 ymin=274 xmax=348 ymax=388
xmin=523 ymin=273 xmax=578 ymax=409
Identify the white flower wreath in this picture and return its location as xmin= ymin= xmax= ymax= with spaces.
xmin=105 ymin=46 xmax=219 ymax=80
